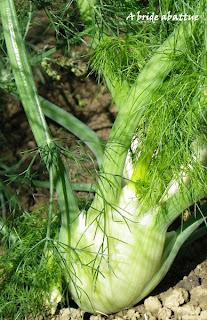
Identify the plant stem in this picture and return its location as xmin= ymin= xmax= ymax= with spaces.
xmin=94 ymin=22 xmax=195 ymax=210
xmin=0 ymin=0 xmax=79 ymax=246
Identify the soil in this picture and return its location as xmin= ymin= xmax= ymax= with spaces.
xmin=1 ymin=9 xmax=207 ymax=320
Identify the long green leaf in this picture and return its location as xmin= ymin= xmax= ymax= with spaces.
xmin=0 ymin=0 xmax=79 ymax=245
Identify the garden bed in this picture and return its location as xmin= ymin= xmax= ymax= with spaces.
xmin=1 ymin=2 xmax=207 ymax=319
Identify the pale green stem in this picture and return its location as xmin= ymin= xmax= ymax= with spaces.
xmin=23 ymin=0 xmax=32 ymax=40
xmin=1 ymin=0 xmax=50 ymax=146
xmin=0 ymin=0 xmax=79 ymax=246
xmin=46 ymin=166 xmax=54 ymax=240
xmin=77 ymin=0 xmax=197 ymax=215
xmin=103 ymin=74 xmax=131 ymax=109
xmin=93 ymin=22 xmax=195 ymax=211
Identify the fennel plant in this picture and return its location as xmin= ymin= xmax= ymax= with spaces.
xmin=0 ymin=0 xmax=207 ymax=316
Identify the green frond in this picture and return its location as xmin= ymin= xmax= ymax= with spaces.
xmin=131 ymin=23 xmax=207 ymax=207
xmin=91 ymin=35 xmax=147 ymax=84
xmin=0 ymin=210 xmax=61 ymax=319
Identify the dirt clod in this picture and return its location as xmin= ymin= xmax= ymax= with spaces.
xmin=190 ymin=286 xmax=207 ymax=310
xmin=161 ymin=288 xmax=189 ymax=309
xmin=144 ymin=297 xmax=162 ymax=315
xmin=90 ymin=315 xmax=105 ymax=320
xmin=200 ymin=310 xmax=207 ymax=320
xmin=157 ymin=307 xmax=172 ymax=320
xmin=174 ymin=304 xmax=201 ymax=317
xmin=177 ymin=274 xmax=200 ymax=291
xmin=124 ymin=309 xmax=140 ymax=319
xmin=55 ymin=308 xmax=84 ymax=320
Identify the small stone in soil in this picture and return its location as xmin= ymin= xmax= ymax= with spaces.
xmin=157 ymin=307 xmax=172 ymax=320
xmin=177 ymin=274 xmax=200 ymax=291
xmin=190 ymin=286 xmax=207 ymax=310
xmin=161 ymin=288 xmax=189 ymax=308
xmin=200 ymin=310 xmax=207 ymax=320
xmin=174 ymin=304 xmax=201 ymax=317
xmin=144 ymin=296 xmax=162 ymax=315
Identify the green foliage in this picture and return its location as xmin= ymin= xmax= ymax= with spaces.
xmin=0 ymin=210 xmax=61 ymax=319
xmin=91 ymin=35 xmax=147 ymax=84
xmin=91 ymin=0 xmax=197 ymax=36
xmin=89 ymin=0 xmax=207 ymax=210
xmin=130 ymin=23 xmax=207 ymax=207
xmin=91 ymin=0 xmax=205 ymax=83
xmin=1 ymin=0 xmax=207 ymax=315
